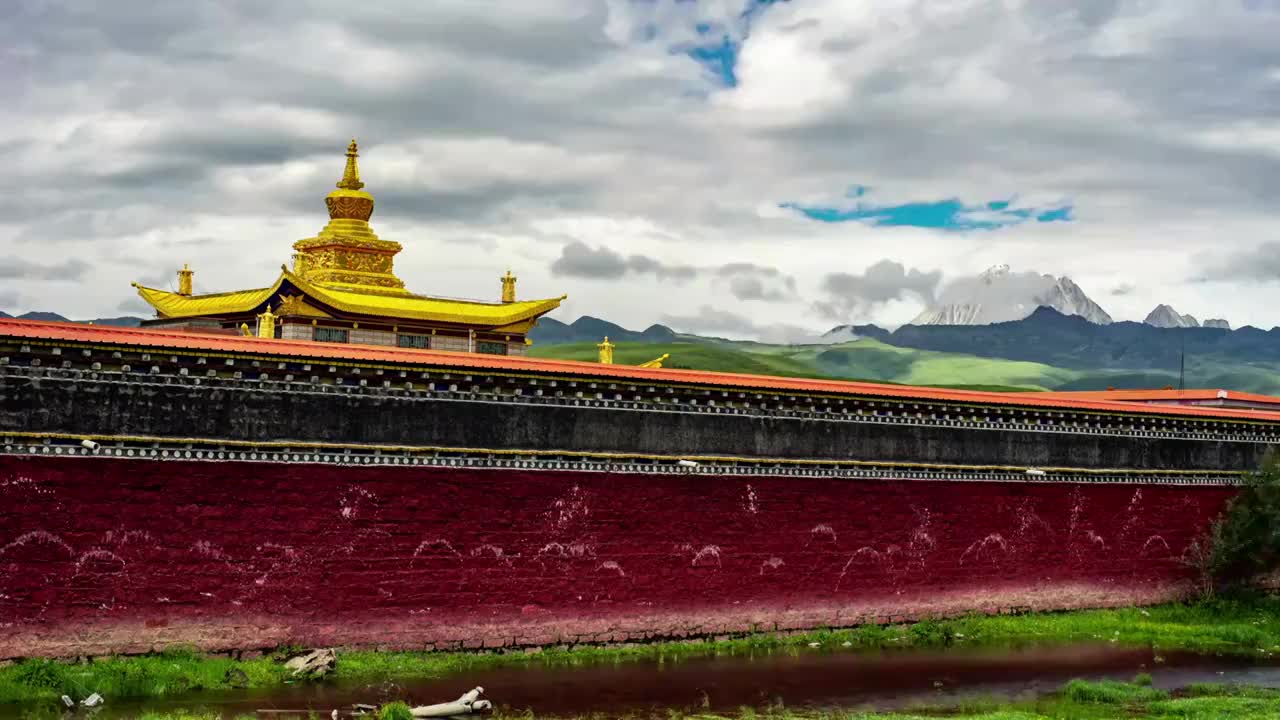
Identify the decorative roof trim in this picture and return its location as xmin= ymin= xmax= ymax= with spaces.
xmin=132 ymin=269 xmax=565 ymax=327
xmin=4 ymin=317 xmax=1280 ymax=423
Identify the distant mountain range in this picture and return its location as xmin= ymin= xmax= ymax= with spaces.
xmin=0 ymin=310 xmax=142 ymax=327
xmin=530 ymin=307 xmax=1280 ymax=393
xmin=906 ymin=264 xmax=1231 ymax=330
xmin=534 ymin=308 xmax=1278 ymax=373
xmin=6 ymin=305 xmax=1279 ymax=392
xmin=529 ymin=316 xmax=679 ymax=345
xmin=887 ymin=306 xmax=1273 ymax=372
xmin=912 ymin=265 xmax=1114 ymax=326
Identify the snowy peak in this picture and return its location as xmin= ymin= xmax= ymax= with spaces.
xmin=979 ymin=264 xmax=1012 ymax=283
xmin=1203 ymin=318 xmax=1231 ymax=330
xmin=1144 ymin=304 xmax=1200 ymax=328
xmin=910 ymin=266 xmax=1112 ymax=326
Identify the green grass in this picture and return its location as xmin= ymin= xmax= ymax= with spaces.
xmin=528 ymin=340 xmax=1058 ymax=391
xmin=529 ymin=341 xmax=826 ymax=379
xmin=6 ymin=597 xmax=1280 ymax=707
xmin=529 ymin=337 xmax=1280 ymax=394
xmin=26 ymin=681 xmax=1280 ymax=719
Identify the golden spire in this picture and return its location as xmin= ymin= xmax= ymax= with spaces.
xmin=177 ymin=263 xmax=193 ymax=296
xmin=597 ymin=336 xmax=615 ymax=364
xmin=337 ymin=138 xmax=364 ymax=190
xmin=501 ymin=269 xmax=517 ymax=303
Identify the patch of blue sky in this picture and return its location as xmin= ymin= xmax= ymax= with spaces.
xmin=673 ymin=0 xmax=787 ymax=88
xmin=781 ymin=188 xmax=1074 ymax=232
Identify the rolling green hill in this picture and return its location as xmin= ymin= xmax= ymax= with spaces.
xmin=529 ymin=309 xmax=1280 ymax=394
xmin=529 ymin=340 xmax=1065 ymax=391
xmin=528 ymin=337 xmax=1280 ymax=394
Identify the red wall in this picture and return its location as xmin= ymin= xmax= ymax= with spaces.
xmin=0 ymin=457 xmax=1231 ymax=658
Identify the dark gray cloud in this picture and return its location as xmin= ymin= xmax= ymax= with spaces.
xmin=4 ymin=1 xmax=1280 ymax=330
xmin=0 ymin=257 xmax=91 ymax=281
xmin=816 ymin=260 xmax=941 ymax=320
xmin=549 ymin=242 xmax=697 ymax=282
xmin=117 ymin=296 xmax=153 ymax=314
xmin=1110 ymin=282 xmax=1137 ymax=296
xmin=660 ymin=305 xmax=815 ymax=344
xmin=716 ymin=262 xmax=797 ymax=301
xmin=551 ymin=246 xmax=796 ymax=301
xmin=1194 ymin=242 xmax=1280 ymax=282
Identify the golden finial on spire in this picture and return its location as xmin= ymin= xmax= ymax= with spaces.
xmin=323 ymin=138 xmax=375 ymax=222
xmin=501 ymin=269 xmax=517 ymax=303
xmin=597 ymin=336 xmax=615 ymax=364
xmin=337 ymin=138 xmax=364 ymax=191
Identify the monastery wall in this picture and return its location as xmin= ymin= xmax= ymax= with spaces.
xmin=0 ymin=456 xmax=1230 ymax=658
xmin=1 ymin=375 xmax=1271 ymax=471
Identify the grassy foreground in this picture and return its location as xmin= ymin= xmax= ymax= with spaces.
xmin=24 ymin=680 xmax=1280 ymax=719
xmin=4 ymin=598 xmax=1280 ymax=706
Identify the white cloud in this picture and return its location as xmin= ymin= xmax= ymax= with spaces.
xmin=1 ymin=0 xmax=1279 ymax=335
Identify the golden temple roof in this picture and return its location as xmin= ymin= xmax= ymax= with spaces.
xmin=132 ymin=139 xmax=565 ymax=328
xmin=134 ymin=268 xmax=564 ymax=326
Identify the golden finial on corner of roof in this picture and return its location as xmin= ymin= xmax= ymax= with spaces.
xmin=597 ymin=336 xmax=615 ymax=365
xmin=336 ymin=138 xmax=364 ymax=191
xmin=501 ymin=269 xmax=517 ymax=303
xmin=639 ymin=353 xmax=669 ymax=369
xmin=256 ymin=305 xmax=277 ymax=339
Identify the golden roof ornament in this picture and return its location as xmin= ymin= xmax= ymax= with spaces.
xmin=177 ymin=264 xmax=194 ymax=296
xmin=501 ymin=269 xmax=517 ymax=303
xmin=256 ymin=306 xmax=278 ymax=338
xmin=325 ymin=138 xmax=374 ymax=222
xmin=597 ymin=336 xmax=615 ymax=365
xmin=337 ymin=138 xmax=364 ymax=191
xmin=639 ymin=353 xmax=669 ymax=369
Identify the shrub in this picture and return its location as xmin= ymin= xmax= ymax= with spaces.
xmin=378 ymin=701 xmax=413 ymax=720
xmin=1210 ymin=455 xmax=1280 ymax=590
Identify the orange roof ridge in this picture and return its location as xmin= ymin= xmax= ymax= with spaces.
xmin=3 ymin=317 xmax=1280 ymax=422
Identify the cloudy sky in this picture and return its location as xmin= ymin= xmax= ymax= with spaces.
xmin=4 ymin=0 xmax=1280 ymax=339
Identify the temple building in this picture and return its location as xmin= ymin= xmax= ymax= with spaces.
xmin=131 ymin=140 xmax=565 ymax=355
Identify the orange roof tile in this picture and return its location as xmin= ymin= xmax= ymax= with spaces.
xmin=4 ymin=318 xmax=1280 ymax=422
xmin=1038 ymin=389 xmax=1280 ymax=405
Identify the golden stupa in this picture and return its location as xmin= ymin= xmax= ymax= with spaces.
xmin=132 ymin=140 xmax=564 ymax=354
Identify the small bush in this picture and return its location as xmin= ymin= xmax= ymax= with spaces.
xmin=1133 ymin=672 xmax=1153 ymax=686
xmin=1210 ymin=455 xmax=1280 ymax=589
xmin=10 ymin=659 xmax=65 ymax=690
xmin=1063 ymin=679 xmax=1167 ymax=704
xmin=378 ymin=701 xmax=413 ymax=720
xmin=907 ymin=618 xmax=956 ymax=646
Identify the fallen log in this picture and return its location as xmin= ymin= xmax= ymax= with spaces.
xmin=410 ymin=686 xmax=491 ymax=717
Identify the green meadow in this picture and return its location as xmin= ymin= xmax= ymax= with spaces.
xmin=529 ymin=338 xmax=1280 ymax=394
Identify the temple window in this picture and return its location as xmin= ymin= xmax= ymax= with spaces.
xmin=314 ymin=327 xmax=350 ymax=343
xmin=398 ymin=333 xmax=430 ymax=349
xmin=476 ymin=341 xmax=508 ymax=355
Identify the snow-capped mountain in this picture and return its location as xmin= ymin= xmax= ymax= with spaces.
xmin=1144 ymin=304 xmax=1200 ymax=328
xmin=1203 ymin=318 xmax=1231 ymax=330
xmin=910 ymin=265 xmax=1113 ymax=326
